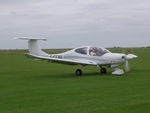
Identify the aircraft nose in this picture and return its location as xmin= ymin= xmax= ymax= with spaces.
xmin=122 ymin=55 xmax=126 ymax=59
xmin=106 ymin=53 xmax=126 ymax=62
xmin=112 ymin=54 xmax=126 ymax=62
xmin=121 ymin=54 xmax=138 ymax=60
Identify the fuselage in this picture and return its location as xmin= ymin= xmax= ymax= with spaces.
xmin=49 ymin=46 xmax=126 ymax=67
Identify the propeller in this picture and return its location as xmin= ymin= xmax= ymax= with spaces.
xmin=125 ymin=60 xmax=129 ymax=72
xmin=122 ymin=54 xmax=137 ymax=72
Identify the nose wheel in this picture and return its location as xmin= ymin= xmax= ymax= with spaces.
xmin=75 ymin=69 xmax=82 ymax=76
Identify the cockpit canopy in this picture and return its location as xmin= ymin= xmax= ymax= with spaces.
xmin=75 ymin=47 xmax=88 ymax=55
xmin=74 ymin=46 xmax=110 ymax=56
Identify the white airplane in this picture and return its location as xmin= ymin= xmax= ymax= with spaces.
xmin=17 ymin=37 xmax=137 ymax=76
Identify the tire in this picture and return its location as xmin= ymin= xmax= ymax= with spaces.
xmin=100 ymin=68 xmax=107 ymax=74
xmin=75 ymin=69 xmax=82 ymax=76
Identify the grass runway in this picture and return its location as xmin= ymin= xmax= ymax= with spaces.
xmin=0 ymin=48 xmax=150 ymax=113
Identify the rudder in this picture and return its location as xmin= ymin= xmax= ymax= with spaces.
xmin=16 ymin=37 xmax=48 ymax=56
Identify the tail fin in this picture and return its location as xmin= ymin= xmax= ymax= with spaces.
xmin=16 ymin=37 xmax=48 ymax=56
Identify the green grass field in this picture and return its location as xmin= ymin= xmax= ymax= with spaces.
xmin=0 ymin=48 xmax=150 ymax=113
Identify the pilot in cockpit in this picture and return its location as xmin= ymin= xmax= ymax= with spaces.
xmin=90 ymin=47 xmax=98 ymax=56
xmin=90 ymin=47 xmax=105 ymax=56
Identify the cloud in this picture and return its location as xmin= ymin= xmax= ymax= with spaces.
xmin=0 ymin=0 xmax=150 ymax=49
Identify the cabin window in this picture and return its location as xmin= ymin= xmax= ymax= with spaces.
xmin=89 ymin=47 xmax=109 ymax=56
xmin=75 ymin=47 xmax=87 ymax=55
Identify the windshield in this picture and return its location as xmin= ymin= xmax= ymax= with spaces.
xmin=89 ymin=47 xmax=110 ymax=56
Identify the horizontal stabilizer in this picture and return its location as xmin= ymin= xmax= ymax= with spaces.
xmin=16 ymin=37 xmax=47 ymax=41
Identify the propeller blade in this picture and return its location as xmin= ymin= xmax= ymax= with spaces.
xmin=125 ymin=60 xmax=130 ymax=72
xmin=122 ymin=53 xmax=137 ymax=73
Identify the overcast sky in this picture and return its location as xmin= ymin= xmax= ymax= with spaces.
xmin=0 ymin=0 xmax=150 ymax=49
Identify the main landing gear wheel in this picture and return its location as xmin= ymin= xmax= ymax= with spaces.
xmin=75 ymin=69 xmax=82 ymax=76
xmin=100 ymin=68 xmax=107 ymax=74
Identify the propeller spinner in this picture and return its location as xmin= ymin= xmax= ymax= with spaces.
xmin=122 ymin=54 xmax=137 ymax=72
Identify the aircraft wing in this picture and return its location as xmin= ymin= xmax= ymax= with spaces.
xmin=25 ymin=53 xmax=97 ymax=66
